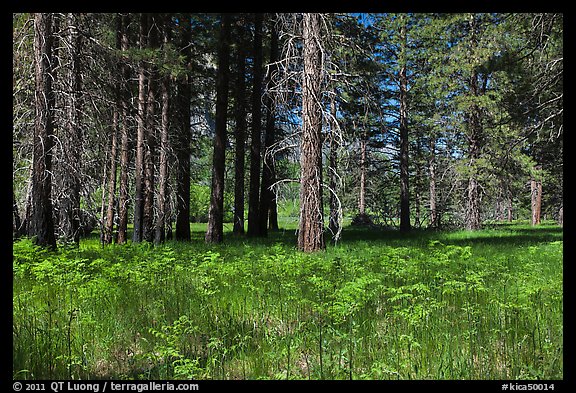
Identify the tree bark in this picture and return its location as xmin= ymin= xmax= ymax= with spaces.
xmin=103 ymin=14 xmax=123 ymax=245
xmin=298 ymin=13 xmax=325 ymax=252
xmin=205 ymin=14 xmax=232 ymax=244
xmin=328 ymin=94 xmax=341 ymax=243
xmin=247 ymin=13 xmax=264 ymax=238
xmin=29 ymin=12 xmax=57 ymax=249
xmin=143 ymin=15 xmax=159 ymax=243
xmin=428 ymin=139 xmax=438 ymax=229
xmin=398 ymin=18 xmax=411 ymax=232
xmin=133 ymin=13 xmax=148 ymax=243
xmin=359 ymin=134 xmax=367 ymax=216
xmin=259 ymin=15 xmax=280 ymax=236
xmin=143 ymin=68 xmax=157 ymax=243
xmin=233 ymin=18 xmax=247 ymax=236
xmin=57 ymin=13 xmax=83 ymax=245
xmin=13 ymin=190 xmax=23 ymax=239
xmin=155 ymin=16 xmax=171 ymax=245
xmin=464 ymin=15 xmax=483 ymax=231
xmin=465 ymin=81 xmax=483 ymax=230
xmin=103 ymin=106 xmax=118 ymax=245
xmin=175 ymin=14 xmax=192 ymax=241
xmin=117 ymin=13 xmax=131 ymax=244
xmin=531 ymin=167 xmax=542 ymax=226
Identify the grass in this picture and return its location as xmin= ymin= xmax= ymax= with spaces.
xmin=12 ymin=221 xmax=563 ymax=380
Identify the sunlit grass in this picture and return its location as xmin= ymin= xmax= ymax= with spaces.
xmin=13 ymin=221 xmax=563 ymax=380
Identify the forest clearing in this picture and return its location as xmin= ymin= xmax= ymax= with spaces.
xmin=13 ymin=221 xmax=563 ymax=380
xmin=13 ymin=12 xmax=562 ymax=383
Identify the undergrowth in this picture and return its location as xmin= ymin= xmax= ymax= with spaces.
xmin=12 ymin=223 xmax=563 ymax=380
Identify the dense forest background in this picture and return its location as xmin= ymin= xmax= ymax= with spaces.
xmin=12 ymin=13 xmax=563 ymax=250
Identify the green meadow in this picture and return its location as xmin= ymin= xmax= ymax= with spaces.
xmin=12 ymin=222 xmax=562 ymax=380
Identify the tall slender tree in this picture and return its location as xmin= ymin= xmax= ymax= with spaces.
xmin=205 ymin=14 xmax=232 ymax=244
xmin=103 ymin=13 xmax=123 ymax=245
xmin=155 ymin=14 xmax=171 ymax=244
xmin=259 ymin=14 xmax=280 ymax=235
xmin=298 ymin=13 xmax=325 ymax=252
xmin=328 ymin=93 xmax=341 ymax=243
xmin=54 ymin=13 xmax=84 ymax=244
xmin=247 ymin=13 xmax=264 ymax=238
xmin=232 ymin=16 xmax=248 ymax=236
xmin=28 ymin=12 xmax=57 ymax=249
xmin=143 ymin=15 xmax=160 ymax=243
xmin=175 ymin=13 xmax=193 ymax=241
xmin=133 ymin=13 xmax=148 ymax=243
xmin=116 ymin=13 xmax=131 ymax=244
xmin=398 ymin=15 xmax=411 ymax=232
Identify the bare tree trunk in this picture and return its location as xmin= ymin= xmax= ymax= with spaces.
xmin=57 ymin=13 xmax=83 ymax=245
xmin=328 ymin=94 xmax=341 ymax=243
xmin=205 ymin=14 xmax=232 ymax=244
xmin=13 ymin=190 xmax=23 ymax=239
xmin=465 ymin=75 xmax=483 ymax=231
xmin=428 ymin=139 xmax=438 ymax=229
xmin=398 ymin=17 xmax=411 ymax=233
xmin=298 ymin=13 xmax=325 ymax=252
xmin=133 ymin=13 xmax=148 ymax=243
xmin=103 ymin=14 xmax=124 ymax=245
xmin=359 ymin=134 xmax=367 ymax=216
xmin=155 ymin=18 xmax=170 ymax=245
xmin=464 ymin=16 xmax=483 ymax=231
xmin=29 ymin=12 xmax=57 ymax=249
xmin=259 ymin=15 xmax=280 ymax=236
xmin=233 ymin=18 xmax=247 ymax=236
xmin=175 ymin=14 xmax=192 ymax=241
xmin=531 ymin=167 xmax=542 ymax=226
xmin=103 ymin=107 xmax=118 ymax=244
xmin=247 ymin=13 xmax=264 ymax=238
xmin=143 ymin=69 xmax=157 ymax=243
xmin=143 ymin=16 xmax=159 ymax=243
xmin=117 ymin=14 xmax=131 ymax=244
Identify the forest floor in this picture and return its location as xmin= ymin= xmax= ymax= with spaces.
xmin=13 ymin=221 xmax=563 ymax=381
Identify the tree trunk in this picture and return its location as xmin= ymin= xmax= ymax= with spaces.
xmin=103 ymin=106 xmax=118 ymax=245
xmin=155 ymin=17 xmax=170 ymax=245
xmin=464 ymin=16 xmax=483 ymax=231
xmin=398 ymin=18 xmax=411 ymax=233
xmin=143 ymin=67 xmax=157 ymax=243
xmin=57 ymin=13 xmax=83 ymax=245
xmin=117 ymin=13 xmax=131 ymax=244
xmin=233 ymin=19 xmax=247 ymax=236
xmin=175 ymin=14 xmax=192 ymax=241
xmin=531 ymin=167 xmax=542 ymax=226
xmin=205 ymin=14 xmax=232 ymax=244
xmin=359 ymin=134 xmax=367 ymax=216
xmin=133 ymin=13 xmax=148 ymax=243
xmin=298 ymin=13 xmax=325 ymax=252
xmin=247 ymin=13 xmax=264 ymax=238
xmin=29 ymin=12 xmax=57 ymax=249
xmin=465 ymin=80 xmax=483 ymax=230
xmin=103 ymin=14 xmax=124 ymax=245
xmin=13 ymin=190 xmax=23 ymax=239
xmin=259 ymin=16 xmax=280 ymax=236
xmin=428 ymin=139 xmax=438 ymax=229
xmin=328 ymin=94 xmax=341 ymax=244
xmin=143 ymin=16 xmax=159 ymax=243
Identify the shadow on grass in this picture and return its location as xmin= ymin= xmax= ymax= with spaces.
xmin=82 ymin=222 xmax=562 ymax=250
xmin=276 ymin=224 xmax=563 ymax=249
